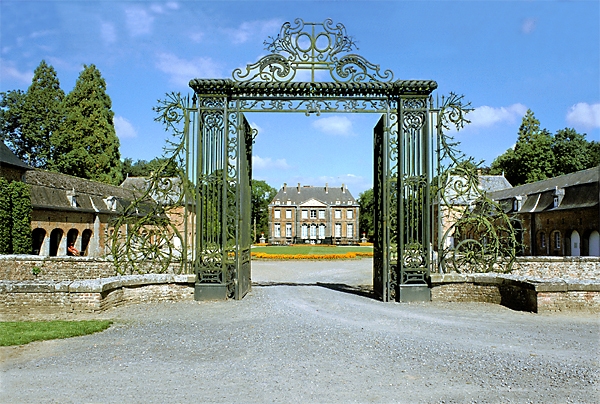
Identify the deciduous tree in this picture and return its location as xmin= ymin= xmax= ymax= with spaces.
xmin=251 ymin=179 xmax=276 ymax=242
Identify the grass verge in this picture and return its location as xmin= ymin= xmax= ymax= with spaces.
xmin=0 ymin=320 xmax=113 ymax=346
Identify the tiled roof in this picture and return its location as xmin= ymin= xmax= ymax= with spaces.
xmin=0 ymin=142 xmax=31 ymax=170
xmin=270 ymin=184 xmax=358 ymax=206
xmin=488 ymin=166 xmax=599 ymax=201
xmin=25 ymin=170 xmax=144 ymax=214
xmin=443 ymin=175 xmax=512 ymax=205
xmin=488 ymin=166 xmax=599 ymax=213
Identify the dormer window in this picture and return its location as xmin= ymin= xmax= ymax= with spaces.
xmin=104 ymin=196 xmax=118 ymax=211
xmin=66 ymin=189 xmax=78 ymax=208
xmin=513 ymin=196 xmax=522 ymax=212
xmin=552 ymin=187 xmax=565 ymax=209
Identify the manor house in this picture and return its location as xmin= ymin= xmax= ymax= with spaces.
xmin=268 ymin=183 xmax=360 ymax=245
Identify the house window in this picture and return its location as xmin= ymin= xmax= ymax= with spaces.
xmin=553 ymin=231 xmax=561 ymax=250
xmin=310 ymin=225 xmax=317 ymax=238
xmin=274 ymin=224 xmax=281 ymax=238
xmin=347 ymin=223 xmax=353 ymax=238
xmin=274 ymin=210 xmax=281 ymax=219
xmin=346 ymin=210 xmax=353 ymax=219
xmin=319 ymin=224 xmax=325 ymax=239
xmin=335 ymin=223 xmax=341 ymax=237
xmin=301 ymin=225 xmax=308 ymax=239
xmin=301 ymin=210 xmax=308 ymax=219
xmin=318 ymin=210 xmax=325 ymax=219
xmin=310 ymin=210 xmax=317 ymax=219
xmin=553 ymin=196 xmax=559 ymax=208
xmin=334 ymin=210 xmax=341 ymax=219
xmin=285 ymin=223 xmax=292 ymax=238
xmin=275 ymin=200 xmax=280 ymax=205
xmin=540 ymin=232 xmax=546 ymax=248
xmin=285 ymin=210 xmax=292 ymax=219
xmin=287 ymin=200 xmax=292 ymax=205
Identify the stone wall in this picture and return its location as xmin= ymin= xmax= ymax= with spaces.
xmin=0 ymin=255 xmax=188 ymax=281
xmin=509 ymin=256 xmax=600 ymax=280
xmin=0 ymin=274 xmax=195 ymax=320
xmin=430 ymin=273 xmax=600 ymax=313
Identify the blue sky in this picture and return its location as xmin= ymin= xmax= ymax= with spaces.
xmin=1 ymin=1 xmax=599 ymax=196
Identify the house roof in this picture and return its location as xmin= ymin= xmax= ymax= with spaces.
xmin=121 ymin=176 xmax=184 ymax=206
xmin=488 ymin=166 xmax=599 ymax=201
xmin=270 ymin=183 xmax=358 ymax=206
xmin=25 ymin=170 xmax=144 ymax=214
xmin=443 ymin=175 xmax=512 ymax=206
xmin=488 ymin=166 xmax=599 ymax=213
xmin=0 ymin=142 xmax=31 ymax=171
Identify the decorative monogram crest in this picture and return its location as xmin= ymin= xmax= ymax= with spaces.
xmin=232 ymin=18 xmax=394 ymax=83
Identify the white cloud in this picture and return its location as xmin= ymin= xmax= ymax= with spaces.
xmin=125 ymin=6 xmax=155 ymax=36
xmin=465 ymin=104 xmax=528 ymax=128
xmin=0 ymin=59 xmax=33 ymax=84
xmin=226 ymin=19 xmax=281 ymax=45
xmin=252 ymin=155 xmax=290 ymax=170
xmin=101 ymin=21 xmax=117 ymax=44
xmin=312 ymin=116 xmax=354 ymax=136
xmin=156 ymin=52 xmax=223 ymax=87
xmin=521 ymin=18 xmax=536 ymax=34
xmin=566 ymin=102 xmax=600 ymax=130
xmin=114 ymin=116 xmax=138 ymax=139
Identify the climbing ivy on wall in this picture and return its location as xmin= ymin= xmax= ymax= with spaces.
xmin=10 ymin=181 xmax=32 ymax=254
xmin=0 ymin=178 xmax=32 ymax=254
xmin=0 ymin=178 xmax=11 ymax=254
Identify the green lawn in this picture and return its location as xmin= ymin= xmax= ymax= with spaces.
xmin=252 ymin=245 xmax=373 ymax=255
xmin=0 ymin=320 xmax=113 ymax=346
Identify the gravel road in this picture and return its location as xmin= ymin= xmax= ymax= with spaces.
xmin=1 ymin=259 xmax=598 ymax=403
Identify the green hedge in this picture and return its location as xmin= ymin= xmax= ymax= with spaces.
xmin=0 ymin=178 xmax=10 ymax=253
xmin=0 ymin=178 xmax=32 ymax=254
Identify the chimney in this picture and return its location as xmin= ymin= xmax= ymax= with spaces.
xmin=325 ymin=183 xmax=328 ymax=194
xmin=283 ymin=183 xmax=287 ymax=193
xmin=342 ymin=183 xmax=346 ymax=193
xmin=297 ymin=183 xmax=301 ymax=193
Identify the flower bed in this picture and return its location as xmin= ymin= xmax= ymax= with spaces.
xmin=251 ymin=251 xmax=373 ymax=260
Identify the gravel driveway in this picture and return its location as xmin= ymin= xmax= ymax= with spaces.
xmin=1 ymin=259 xmax=598 ymax=403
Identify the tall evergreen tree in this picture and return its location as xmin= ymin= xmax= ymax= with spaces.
xmin=22 ymin=60 xmax=65 ymax=168
xmin=1 ymin=61 xmax=65 ymax=168
xmin=0 ymin=89 xmax=26 ymax=158
xmin=52 ymin=64 xmax=123 ymax=185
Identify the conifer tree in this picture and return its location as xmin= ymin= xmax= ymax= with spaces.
xmin=22 ymin=60 xmax=65 ymax=168
xmin=52 ymin=64 xmax=123 ymax=185
xmin=0 ymin=61 xmax=65 ymax=169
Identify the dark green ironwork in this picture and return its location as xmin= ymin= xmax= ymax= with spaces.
xmin=107 ymin=19 xmax=518 ymax=302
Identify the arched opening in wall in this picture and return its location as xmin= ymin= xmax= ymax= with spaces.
xmin=67 ymin=229 xmax=79 ymax=256
xmin=31 ymin=228 xmax=46 ymax=255
xmin=49 ymin=228 xmax=63 ymax=256
xmin=570 ymin=230 xmax=581 ymax=257
xmin=81 ymin=229 xmax=92 ymax=256
xmin=589 ymin=230 xmax=600 ymax=257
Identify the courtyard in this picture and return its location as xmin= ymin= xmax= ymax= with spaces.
xmin=1 ymin=259 xmax=598 ymax=403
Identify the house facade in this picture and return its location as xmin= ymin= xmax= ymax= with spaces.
xmin=487 ymin=166 xmax=599 ymax=257
xmin=268 ymin=183 xmax=360 ymax=245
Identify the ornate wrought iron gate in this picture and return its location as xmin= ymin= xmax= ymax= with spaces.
xmin=190 ymin=95 xmax=253 ymax=300
xmin=190 ymin=19 xmax=438 ymax=301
